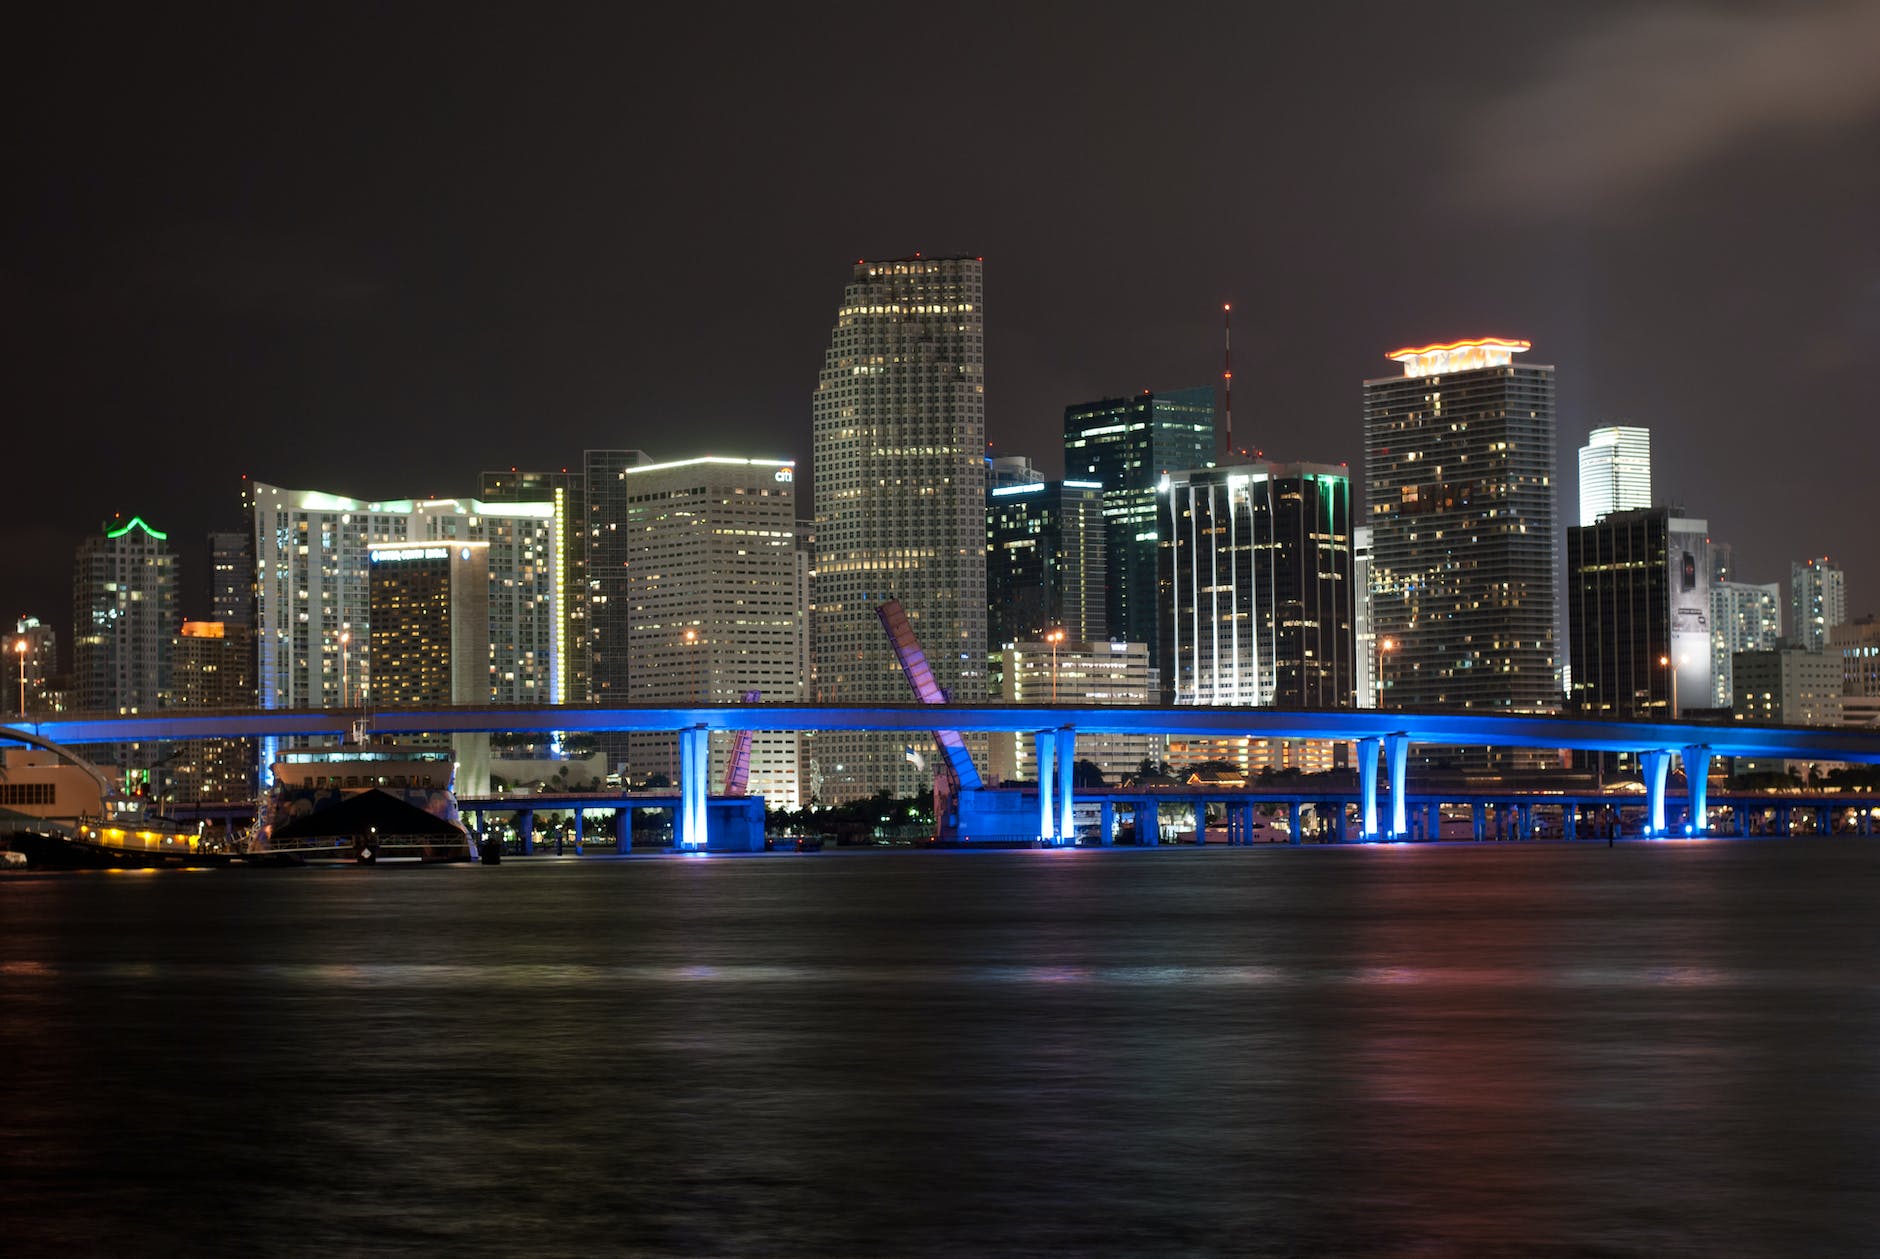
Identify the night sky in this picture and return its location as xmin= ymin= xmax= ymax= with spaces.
xmin=8 ymin=2 xmax=1878 ymax=629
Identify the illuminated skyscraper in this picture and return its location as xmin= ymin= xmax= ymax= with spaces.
xmin=1711 ymin=578 xmax=1781 ymax=707
xmin=169 ymin=621 xmax=257 ymax=802
xmin=1567 ymin=508 xmax=1711 ymax=720
xmin=1577 ymin=425 xmax=1652 ymax=526
xmin=368 ymin=542 xmax=492 ymax=791
xmin=1790 ymin=557 xmax=1846 ymax=652
xmin=812 ymin=256 xmax=986 ymax=802
xmin=482 ymin=468 xmax=588 ymax=704
xmin=11 ymin=616 xmax=57 ymax=716
xmin=1064 ymin=388 xmax=1215 ymax=669
xmin=1364 ymin=337 xmax=1559 ymax=715
xmin=986 ymin=478 xmax=1107 ymax=648
xmin=72 ymin=515 xmax=177 ymax=715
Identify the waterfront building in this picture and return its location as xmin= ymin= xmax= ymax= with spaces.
xmin=1064 ymin=387 xmax=1215 ymax=671
xmin=11 ymin=617 xmax=57 ymax=716
xmin=1353 ymin=526 xmax=1377 ymax=708
xmin=1832 ymin=616 xmax=1880 ymax=698
xmin=168 ymin=621 xmax=257 ymax=802
xmin=250 ymin=483 xmax=564 ymax=718
xmin=1711 ymin=578 xmax=1781 ymax=707
xmin=989 ymin=639 xmax=1160 ymax=784
xmin=1364 ymin=337 xmax=1559 ymax=716
xmin=368 ymin=541 xmax=492 ymax=792
xmin=482 ymin=468 xmax=588 ymax=705
xmin=812 ymin=255 xmax=987 ymax=802
xmin=1567 ymin=508 xmax=1712 ymax=720
xmin=1790 ymin=557 xmax=1846 ymax=652
xmin=72 ymin=515 xmax=177 ymax=715
xmin=621 ymin=456 xmax=804 ymax=806
xmin=1577 ymin=425 xmax=1652 ymax=526
xmin=987 ymin=478 xmax=1107 ymax=650
xmin=1733 ymin=644 xmax=1842 ymax=727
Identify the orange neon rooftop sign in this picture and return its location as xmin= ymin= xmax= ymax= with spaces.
xmin=1385 ymin=336 xmax=1532 ymax=377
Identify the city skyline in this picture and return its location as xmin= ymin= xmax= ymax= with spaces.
xmin=7 ymin=6 xmax=1880 ymax=626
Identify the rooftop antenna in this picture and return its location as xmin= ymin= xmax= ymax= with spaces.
xmin=1222 ymin=303 xmax=1233 ymax=460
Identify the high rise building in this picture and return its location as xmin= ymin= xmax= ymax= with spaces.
xmin=168 ymin=621 xmax=257 ymax=802
xmin=1353 ymin=526 xmax=1377 ymax=708
xmin=986 ymin=479 xmax=1106 ymax=649
xmin=621 ymin=456 xmax=804 ymax=805
xmin=1832 ymin=616 xmax=1880 ymax=698
xmin=1577 ymin=425 xmax=1652 ymax=526
xmin=11 ymin=616 xmax=57 ymax=716
xmin=812 ymin=255 xmax=987 ymax=802
xmin=482 ymin=468 xmax=588 ymax=705
xmin=989 ymin=639 xmax=1160 ymax=784
xmin=582 ymin=449 xmax=653 ymax=713
xmin=1567 ymin=508 xmax=1712 ymax=719
xmin=250 ymin=484 xmax=564 ymax=717
xmin=1364 ymin=337 xmax=1559 ymax=715
xmin=1733 ymin=645 xmax=1842 ymax=727
xmin=209 ymin=530 xmax=255 ymax=628
xmin=1790 ymin=557 xmax=1846 ymax=652
xmin=1711 ymin=578 xmax=1781 ymax=707
xmin=1064 ymin=388 xmax=1215 ymax=670
xmin=72 ymin=515 xmax=177 ymax=715
xmin=369 ymin=542 xmax=492 ymax=791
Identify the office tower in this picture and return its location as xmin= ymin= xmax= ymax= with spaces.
xmin=1064 ymin=387 xmax=1215 ymax=669
xmin=369 ymin=542 xmax=492 ymax=791
xmin=1577 ymin=425 xmax=1652 ymax=526
xmin=582 ymin=449 xmax=652 ymax=720
xmin=169 ymin=621 xmax=257 ymax=802
xmin=989 ymin=640 xmax=1160 ymax=783
xmin=1567 ymin=508 xmax=1712 ymax=719
xmin=72 ymin=515 xmax=177 ymax=714
xmin=1353 ymin=526 xmax=1376 ymax=708
xmin=1364 ymin=337 xmax=1559 ymax=715
xmin=11 ymin=617 xmax=57 ymax=716
xmin=1790 ymin=557 xmax=1846 ymax=652
xmin=482 ymin=468 xmax=588 ymax=704
xmin=1733 ymin=645 xmax=1842 ymax=727
xmin=987 ymin=479 xmax=1107 ymax=649
xmin=1833 ymin=617 xmax=1880 ymax=698
xmin=250 ymin=484 xmax=565 ymax=716
xmin=812 ymin=255 xmax=987 ymax=802
xmin=1161 ymin=462 xmax=1354 ymax=708
xmin=208 ymin=530 xmax=255 ymax=628
xmin=1711 ymin=578 xmax=1781 ymax=706
xmin=620 ymin=456 xmax=803 ymax=805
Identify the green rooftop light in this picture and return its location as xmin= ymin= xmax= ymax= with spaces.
xmin=105 ymin=516 xmax=168 ymax=541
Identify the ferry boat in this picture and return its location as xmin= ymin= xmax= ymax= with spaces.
xmin=0 ymin=746 xmax=219 ymax=869
xmin=249 ymin=736 xmax=475 ymax=865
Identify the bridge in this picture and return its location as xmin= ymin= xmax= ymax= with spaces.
xmin=8 ymin=704 xmax=1880 ymax=848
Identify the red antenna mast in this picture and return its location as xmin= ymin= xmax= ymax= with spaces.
xmin=1222 ymin=303 xmax=1233 ymax=459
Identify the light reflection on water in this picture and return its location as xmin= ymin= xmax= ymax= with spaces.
xmin=3 ymin=842 xmax=1879 ymax=1256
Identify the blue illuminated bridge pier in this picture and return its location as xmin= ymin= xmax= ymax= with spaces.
xmin=9 ymin=704 xmax=1880 ymax=850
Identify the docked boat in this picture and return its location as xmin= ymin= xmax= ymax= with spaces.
xmin=248 ymin=738 xmax=475 ymax=865
xmin=0 ymin=745 xmax=221 ymax=870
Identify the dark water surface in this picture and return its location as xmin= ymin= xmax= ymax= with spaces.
xmin=5 ymin=841 xmax=1880 ymax=1256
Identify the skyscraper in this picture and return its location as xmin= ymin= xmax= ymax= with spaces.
xmin=169 ymin=621 xmax=257 ymax=802
xmin=1064 ymin=388 xmax=1215 ymax=669
xmin=812 ymin=256 xmax=987 ymax=801
xmin=209 ymin=530 xmax=255 ymax=628
xmin=1577 ymin=425 xmax=1652 ymax=526
xmin=1567 ymin=508 xmax=1712 ymax=720
xmin=368 ymin=541 xmax=492 ymax=791
xmin=482 ymin=467 xmax=588 ymax=704
xmin=1711 ymin=577 xmax=1781 ymax=707
xmin=1353 ymin=526 xmax=1377 ymax=708
xmin=1790 ymin=557 xmax=1846 ymax=652
xmin=619 ymin=456 xmax=803 ymax=806
xmin=986 ymin=478 xmax=1106 ymax=648
xmin=1364 ymin=337 xmax=1559 ymax=715
xmin=11 ymin=616 xmax=57 ymax=716
xmin=72 ymin=515 xmax=177 ymax=715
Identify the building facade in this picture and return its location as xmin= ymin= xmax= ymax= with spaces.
xmin=1790 ymin=557 xmax=1847 ymax=652
xmin=987 ymin=479 xmax=1106 ymax=649
xmin=1353 ymin=526 xmax=1377 ymax=708
xmin=1566 ymin=508 xmax=1712 ymax=719
xmin=812 ymin=256 xmax=987 ymax=802
xmin=1832 ymin=616 xmax=1880 ymax=698
xmin=168 ymin=621 xmax=257 ymax=803
xmin=72 ymin=516 xmax=177 ymax=715
xmin=1363 ymin=337 xmax=1559 ymax=715
xmin=1733 ymin=645 xmax=1843 ymax=727
xmin=482 ymin=468 xmax=588 ymax=705
xmin=1711 ymin=579 xmax=1781 ymax=707
xmin=11 ymin=617 xmax=57 ymax=716
xmin=1577 ymin=424 xmax=1652 ymax=526
xmin=989 ymin=639 xmax=1161 ymax=784
xmin=368 ymin=542 xmax=492 ymax=791
xmin=1064 ymin=387 xmax=1215 ymax=671
xmin=620 ymin=457 xmax=803 ymax=806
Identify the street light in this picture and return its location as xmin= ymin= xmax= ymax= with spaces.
xmin=14 ymin=638 xmax=26 ymax=719
xmin=1046 ymin=628 xmax=1066 ymax=703
xmin=1659 ymin=652 xmax=1688 ymax=719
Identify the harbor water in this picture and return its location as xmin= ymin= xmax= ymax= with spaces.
xmin=4 ymin=840 xmax=1878 ymax=1255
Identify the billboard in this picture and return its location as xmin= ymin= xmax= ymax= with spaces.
xmin=1668 ymin=520 xmax=1712 ymax=714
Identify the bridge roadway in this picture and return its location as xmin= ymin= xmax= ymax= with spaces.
xmin=10 ymin=703 xmax=1880 ymax=847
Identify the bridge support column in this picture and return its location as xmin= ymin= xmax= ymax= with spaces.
xmin=615 ymin=807 xmax=632 ymax=854
xmin=1055 ymin=728 xmax=1076 ymax=846
xmin=518 ymin=809 xmax=535 ymax=855
xmin=1034 ymin=732 xmax=1056 ymax=843
xmin=1641 ymin=749 xmax=1672 ymax=836
xmin=1563 ymin=803 xmax=1577 ymax=841
xmin=1471 ymin=804 xmax=1485 ymax=842
xmin=1682 ymin=746 xmax=1711 ymax=837
xmin=573 ymin=808 xmax=584 ymax=855
xmin=679 ymin=726 xmax=709 ymax=849
xmin=1326 ymin=802 xmax=1346 ymax=843
xmin=1138 ymin=800 xmax=1159 ymax=846
xmin=1100 ymin=801 xmax=1115 ymax=847
xmin=1194 ymin=801 xmax=1208 ymax=845
xmin=1385 ymin=735 xmax=1410 ymax=839
xmin=1776 ymin=805 xmax=1791 ymax=837
xmin=1357 ymin=737 xmax=1381 ymax=840
xmin=1285 ymin=800 xmax=1300 ymax=845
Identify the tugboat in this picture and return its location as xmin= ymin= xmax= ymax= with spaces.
xmin=248 ymin=724 xmax=475 ymax=865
